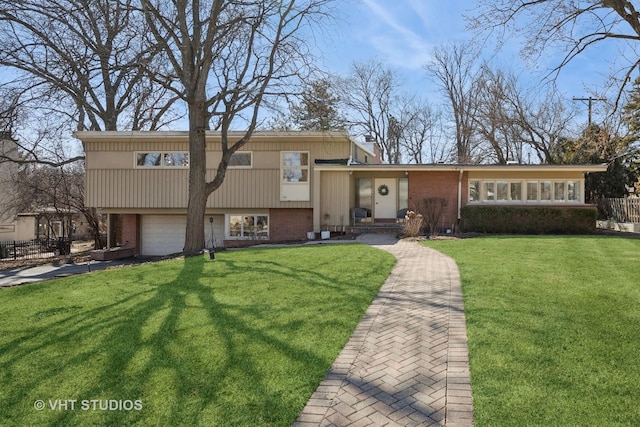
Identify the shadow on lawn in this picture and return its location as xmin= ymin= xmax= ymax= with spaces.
xmin=1 ymin=250 xmax=383 ymax=426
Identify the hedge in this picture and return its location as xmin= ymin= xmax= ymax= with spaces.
xmin=460 ymin=205 xmax=598 ymax=234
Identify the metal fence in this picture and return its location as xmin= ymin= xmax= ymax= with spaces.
xmin=0 ymin=238 xmax=71 ymax=261
xmin=599 ymin=197 xmax=640 ymax=223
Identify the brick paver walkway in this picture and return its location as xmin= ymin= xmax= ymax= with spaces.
xmin=293 ymin=234 xmax=474 ymax=426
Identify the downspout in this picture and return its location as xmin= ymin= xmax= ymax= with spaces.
xmin=457 ymin=169 xmax=463 ymax=221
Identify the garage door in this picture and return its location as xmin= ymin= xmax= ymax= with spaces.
xmin=141 ymin=215 xmax=186 ymax=256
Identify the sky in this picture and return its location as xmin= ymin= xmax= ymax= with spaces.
xmin=316 ymin=0 xmax=626 ymax=125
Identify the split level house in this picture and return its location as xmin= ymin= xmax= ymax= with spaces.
xmin=75 ymin=131 xmax=607 ymax=256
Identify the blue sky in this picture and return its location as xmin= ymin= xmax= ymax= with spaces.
xmin=317 ymin=0 xmax=624 ymax=123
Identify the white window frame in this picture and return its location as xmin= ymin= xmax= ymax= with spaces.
xmin=469 ymin=179 xmax=583 ymax=204
xmin=228 ymin=151 xmax=253 ymax=169
xmin=280 ymin=151 xmax=310 ymax=201
xmin=225 ymin=214 xmax=269 ymax=240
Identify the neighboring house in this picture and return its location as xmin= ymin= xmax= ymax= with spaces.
xmin=0 ymin=133 xmax=20 ymax=241
xmin=75 ymin=130 xmax=607 ymax=256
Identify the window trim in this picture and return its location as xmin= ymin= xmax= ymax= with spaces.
xmin=281 ymin=151 xmax=310 ymax=184
xmin=228 ymin=151 xmax=253 ymax=169
xmin=225 ymin=213 xmax=269 ymax=240
xmin=468 ymin=179 xmax=583 ymax=204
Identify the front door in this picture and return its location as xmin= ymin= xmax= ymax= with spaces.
xmin=374 ymin=178 xmax=397 ymax=219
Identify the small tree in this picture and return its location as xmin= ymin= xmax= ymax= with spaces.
xmin=289 ymin=78 xmax=345 ymax=131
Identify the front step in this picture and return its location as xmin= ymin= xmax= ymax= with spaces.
xmin=347 ymin=223 xmax=402 ymax=235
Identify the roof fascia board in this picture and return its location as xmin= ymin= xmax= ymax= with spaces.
xmin=73 ymin=130 xmax=353 ymax=143
xmin=313 ymin=164 xmax=609 ymax=173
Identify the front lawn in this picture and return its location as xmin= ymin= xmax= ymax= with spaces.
xmin=0 ymin=244 xmax=395 ymax=426
xmin=424 ymin=235 xmax=640 ymax=426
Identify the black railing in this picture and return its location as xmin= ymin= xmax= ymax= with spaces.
xmin=0 ymin=238 xmax=71 ymax=261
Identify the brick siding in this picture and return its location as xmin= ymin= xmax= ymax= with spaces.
xmin=222 ymin=208 xmax=313 ymax=248
xmin=408 ymin=171 xmax=462 ymax=231
xmin=120 ymin=214 xmax=140 ymax=254
xmin=269 ymin=208 xmax=313 ymax=242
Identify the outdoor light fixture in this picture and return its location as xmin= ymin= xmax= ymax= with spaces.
xmin=208 ymin=217 xmax=215 ymax=259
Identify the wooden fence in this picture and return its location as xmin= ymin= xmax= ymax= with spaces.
xmin=599 ymin=198 xmax=640 ymax=223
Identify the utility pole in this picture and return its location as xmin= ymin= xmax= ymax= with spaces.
xmin=573 ymin=96 xmax=606 ymax=125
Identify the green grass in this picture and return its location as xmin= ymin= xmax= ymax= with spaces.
xmin=424 ymin=235 xmax=640 ymax=427
xmin=0 ymin=244 xmax=395 ymax=427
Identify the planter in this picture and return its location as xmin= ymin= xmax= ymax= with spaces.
xmin=321 ymin=230 xmax=330 ymax=240
xmin=90 ymin=246 xmax=135 ymax=261
xmin=306 ymin=231 xmax=316 ymax=240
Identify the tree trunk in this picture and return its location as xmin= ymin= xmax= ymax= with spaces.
xmin=183 ymin=101 xmax=209 ymax=256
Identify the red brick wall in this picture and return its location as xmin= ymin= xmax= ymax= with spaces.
xmin=408 ymin=171 xmax=461 ymax=231
xmin=269 ymin=208 xmax=313 ymax=241
xmin=120 ymin=214 xmax=140 ymax=254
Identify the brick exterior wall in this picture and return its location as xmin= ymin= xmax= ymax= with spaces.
xmin=222 ymin=208 xmax=313 ymax=248
xmin=408 ymin=171 xmax=462 ymax=231
xmin=120 ymin=214 xmax=140 ymax=254
xmin=269 ymin=208 xmax=313 ymax=241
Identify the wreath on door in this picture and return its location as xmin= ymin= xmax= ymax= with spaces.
xmin=377 ymin=184 xmax=390 ymax=196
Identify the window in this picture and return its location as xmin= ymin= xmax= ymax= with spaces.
xmin=469 ymin=181 xmax=480 ymax=202
xmin=227 ymin=214 xmax=269 ymax=240
xmin=469 ymin=179 xmax=582 ymax=204
xmin=163 ymin=153 xmax=189 ymax=167
xmin=280 ymin=151 xmax=310 ymax=201
xmin=485 ymin=182 xmax=495 ymax=201
xmin=136 ymin=152 xmax=189 ymax=168
xmin=568 ymin=181 xmax=580 ymax=201
xmin=554 ymin=182 xmax=566 ymax=201
xmin=356 ymin=178 xmax=372 ymax=210
xmin=510 ymin=182 xmax=522 ymax=201
xmin=136 ymin=153 xmax=161 ymax=167
xmin=496 ymin=181 xmax=509 ymax=201
xmin=527 ymin=181 xmax=538 ymax=201
xmin=540 ymin=181 xmax=552 ymax=201
xmin=399 ymin=178 xmax=409 ymax=209
xmin=282 ymin=152 xmax=309 ymax=182
xmin=229 ymin=152 xmax=252 ymax=168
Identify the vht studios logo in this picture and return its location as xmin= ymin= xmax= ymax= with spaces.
xmin=34 ymin=399 xmax=143 ymax=411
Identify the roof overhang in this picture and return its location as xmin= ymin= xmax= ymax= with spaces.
xmin=313 ymin=163 xmax=609 ymax=173
xmin=74 ymin=130 xmax=354 ymax=143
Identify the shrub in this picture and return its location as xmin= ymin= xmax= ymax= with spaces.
xmin=418 ymin=197 xmax=448 ymax=237
xmin=460 ymin=205 xmax=597 ymax=234
xmin=402 ymin=210 xmax=424 ymax=237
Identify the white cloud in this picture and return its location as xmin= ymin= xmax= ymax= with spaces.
xmin=359 ymin=0 xmax=434 ymax=70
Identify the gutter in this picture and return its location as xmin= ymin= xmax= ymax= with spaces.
xmin=458 ymin=169 xmax=463 ymax=221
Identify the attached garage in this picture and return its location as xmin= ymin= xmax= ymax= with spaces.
xmin=139 ymin=214 xmax=226 ymax=256
xmin=141 ymin=215 xmax=186 ymax=256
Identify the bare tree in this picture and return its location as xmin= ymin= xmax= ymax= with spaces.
xmin=510 ymin=87 xmax=577 ymax=164
xmin=340 ymin=60 xmax=403 ymax=164
xmin=399 ymin=100 xmax=446 ymax=164
xmin=426 ymin=43 xmax=482 ymax=163
xmin=140 ymin=0 xmax=335 ymax=255
xmin=473 ymin=66 xmax=516 ymax=164
xmin=470 ymin=63 xmax=580 ymax=164
xmin=470 ymin=0 xmax=640 ymax=103
xmin=0 ymin=0 xmax=179 ymax=145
